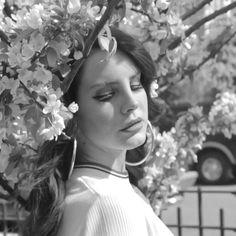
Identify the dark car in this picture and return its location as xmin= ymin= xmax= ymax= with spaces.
xmin=158 ymin=102 xmax=236 ymax=185
xmin=196 ymin=133 xmax=236 ymax=185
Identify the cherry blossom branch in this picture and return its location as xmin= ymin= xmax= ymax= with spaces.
xmin=130 ymin=7 xmax=156 ymax=23
xmin=159 ymin=29 xmax=236 ymax=92
xmin=19 ymin=81 xmax=44 ymax=110
xmin=0 ymin=174 xmax=27 ymax=208
xmin=168 ymin=1 xmax=236 ymax=50
xmin=195 ymin=30 xmax=236 ymax=72
xmin=181 ymin=0 xmax=214 ymax=21
xmin=61 ymin=0 xmax=122 ymax=93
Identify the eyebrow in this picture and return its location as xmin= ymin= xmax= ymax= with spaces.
xmin=89 ymin=72 xmax=141 ymax=90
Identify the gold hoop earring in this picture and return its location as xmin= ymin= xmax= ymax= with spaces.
xmin=125 ymin=120 xmax=154 ymax=166
xmin=68 ymin=138 xmax=77 ymax=179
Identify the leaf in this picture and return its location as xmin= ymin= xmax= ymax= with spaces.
xmin=38 ymin=54 xmax=48 ymax=66
xmin=98 ymin=35 xmax=110 ymax=52
xmin=74 ymin=31 xmax=85 ymax=51
xmin=0 ymin=38 xmax=8 ymax=53
xmin=108 ymin=37 xmax=117 ymax=56
xmin=59 ymin=63 xmax=71 ymax=78
xmin=46 ymin=47 xmax=58 ymax=68
xmin=140 ymin=0 xmax=151 ymax=11
xmin=52 ymin=74 xmax=61 ymax=90
xmin=51 ymin=5 xmax=65 ymax=17
xmin=73 ymin=51 xmax=83 ymax=60
xmin=24 ymin=105 xmax=42 ymax=124
xmin=5 ymin=134 xmax=18 ymax=146
xmin=110 ymin=0 xmax=126 ymax=24
xmin=24 ymin=105 xmax=43 ymax=139
xmin=0 ymin=90 xmax=13 ymax=104
xmin=4 ymin=105 xmax=12 ymax=116
xmin=0 ymin=30 xmax=10 ymax=45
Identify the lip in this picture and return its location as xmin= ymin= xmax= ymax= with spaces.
xmin=120 ymin=118 xmax=143 ymax=132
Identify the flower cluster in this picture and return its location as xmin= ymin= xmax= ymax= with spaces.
xmin=139 ymin=106 xmax=211 ymax=213
xmin=209 ymin=91 xmax=236 ymax=138
xmin=139 ymin=126 xmax=183 ymax=214
xmin=174 ymin=106 xmax=210 ymax=162
xmin=0 ymin=0 xmax=116 ymax=187
xmin=120 ymin=0 xmax=191 ymax=78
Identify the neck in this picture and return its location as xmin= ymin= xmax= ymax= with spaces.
xmin=76 ymin=139 xmax=127 ymax=173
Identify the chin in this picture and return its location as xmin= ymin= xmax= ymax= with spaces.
xmin=124 ymin=132 xmax=146 ymax=150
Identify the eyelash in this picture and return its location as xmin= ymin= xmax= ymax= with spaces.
xmin=93 ymin=92 xmax=115 ymax=102
xmin=94 ymin=83 xmax=143 ymax=102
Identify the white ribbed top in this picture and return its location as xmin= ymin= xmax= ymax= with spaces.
xmin=57 ymin=167 xmax=174 ymax=236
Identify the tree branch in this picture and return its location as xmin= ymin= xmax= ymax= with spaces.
xmin=0 ymin=192 xmax=11 ymax=201
xmin=0 ymin=173 xmax=27 ymax=208
xmin=181 ymin=0 xmax=214 ymax=21
xmin=61 ymin=0 xmax=122 ymax=93
xmin=19 ymin=81 xmax=44 ymax=110
xmin=193 ymin=30 xmax=236 ymax=73
xmin=130 ymin=7 xmax=155 ymax=23
xmin=160 ymin=30 xmax=236 ymax=92
xmin=168 ymin=1 xmax=236 ymax=50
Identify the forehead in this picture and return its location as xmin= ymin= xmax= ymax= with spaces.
xmin=80 ymin=50 xmax=139 ymax=88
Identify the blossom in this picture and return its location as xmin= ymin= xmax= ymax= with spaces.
xmin=150 ymin=80 xmax=159 ymax=98
xmin=43 ymin=94 xmax=61 ymax=115
xmin=156 ymin=0 xmax=170 ymax=10
xmin=68 ymin=102 xmax=79 ymax=113
xmin=209 ymin=91 xmax=236 ymax=138
xmin=17 ymin=68 xmax=33 ymax=85
xmin=24 ymin=4 xmax=44 ymax=29
xmin=21 ymin=42 xmax=35 ymax=60
xmin=0 ymin=76 xmax=20 ymax=98
xmin=67 ymin=0 xmax=81 ymax=14
xmin=33 ymin=67 xmax=53 ymax=85
xmin=29 ymin=32 xmax=46 ymax=52
xmin=73 ymin=51 xmax=83 ymax=60
xmin=86 ymin=1 xmax=105 ymax=20
xmin=40 ymin=114 xmax=65 ymax=140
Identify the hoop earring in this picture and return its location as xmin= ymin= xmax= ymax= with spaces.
xmin=68 ymin=138 xmax=77 ymax=179
xmin=125 ymin=120 xmax=155 ymax=166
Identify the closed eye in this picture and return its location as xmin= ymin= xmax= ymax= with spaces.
xmin=93 ymin=92 xmax=115 ymax=102
xmin=131 ymin=83 xmax=143 ymax=91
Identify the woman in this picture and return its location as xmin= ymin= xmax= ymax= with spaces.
xmin=23 ymin=27 xmax=174 ymax=236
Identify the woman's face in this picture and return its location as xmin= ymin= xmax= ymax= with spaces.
xmin=76 ymin=49 xmax=148 ymax=153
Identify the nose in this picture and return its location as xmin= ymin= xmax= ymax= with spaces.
xmin=120 ymin=89 xmax=138 ymax=114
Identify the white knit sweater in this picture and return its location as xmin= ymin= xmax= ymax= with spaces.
xmin=57 ymin=167 xmax=174 ymax=236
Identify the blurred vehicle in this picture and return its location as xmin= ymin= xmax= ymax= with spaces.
xmin=158 ymin=102 xmax=236 ymax=185
xmin=196 ymin=133 xmax=236 ymax=185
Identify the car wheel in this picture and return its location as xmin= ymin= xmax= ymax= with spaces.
xmin=197 ymin=150 xmax=232 ymax=185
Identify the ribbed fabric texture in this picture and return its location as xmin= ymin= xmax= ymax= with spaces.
xmin=57 ymin=168 xmax=174 ymax=236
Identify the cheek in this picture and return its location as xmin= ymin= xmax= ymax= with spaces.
xmin=139 ymin=91 xmax=148 ymax=118
xmin=78 ymin=102 xmax=115 ymax=136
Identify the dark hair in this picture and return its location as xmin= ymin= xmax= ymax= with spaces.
xmin=22 ymin=27 xmax=158 ymax=236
